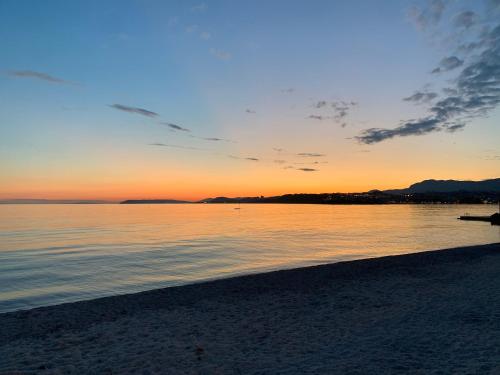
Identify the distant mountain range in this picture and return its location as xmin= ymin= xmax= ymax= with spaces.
xmin=0 ymin=199 xmax=111 ymax=204
xmin=2 ymin=179 xmax=499 ymax=205
xmin=197 ymin=178 xmax=499 ymax=205
xmin=384 ymin=178 xmax=500 ymax=194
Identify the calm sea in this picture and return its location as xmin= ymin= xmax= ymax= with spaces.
xmin=0 ymin=204 xmax=498 ymax=313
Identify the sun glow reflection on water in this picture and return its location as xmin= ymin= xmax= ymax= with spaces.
xmin=0 ymin=204 xmax=498 ymax=312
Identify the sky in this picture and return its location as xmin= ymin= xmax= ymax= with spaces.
xmin=0 ymin=0 xmax=499 ymax=201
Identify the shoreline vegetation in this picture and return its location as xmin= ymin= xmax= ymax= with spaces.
xmin=1 ymin=243 xmax=500 ymax=373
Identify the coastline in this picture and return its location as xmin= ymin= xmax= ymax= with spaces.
xmin=1 ymin=242 xmax=500 ymax=373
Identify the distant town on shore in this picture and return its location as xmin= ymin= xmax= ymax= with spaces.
xmin=121 ymin=178 xmax=500 ymax=205
xmin=2 ymin=178 xmax=499 ymax=205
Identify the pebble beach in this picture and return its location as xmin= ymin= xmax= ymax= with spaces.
xmin=1 ymin=243 xmax=500 ymax=374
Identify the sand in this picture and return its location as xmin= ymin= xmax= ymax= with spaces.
xmin=1 ymin=243 xmax=500 ymax=374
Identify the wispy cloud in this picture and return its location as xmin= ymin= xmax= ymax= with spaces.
xmin=308 ymin=100 xmax=357 ymax=125
xmin=307 ymin=115 xmax=328 ymax=120
xmin=200 ymin=137 xmax=224 ymax=141
xmin=331 ymin=101 xmax=357 ymax=121
xmin=110 ymin=104 xmax=159 ymax=118
xmin=356 ymin=118 xmax=442 ymax=144
xmin=8 ymin=70 xmax=73 ymax=85
xmin=481 ymin=154 xmax=500 ymax=160
xmin=431 ymin=56 xmax=464 ymax=73
xmin=296 ymin=168 xmax=318 ymax=172
xmin=210 ymin=48 xmax=231 ymax=60
xmin=293 ymin=161 xmax=328 ymax=165
xmin=445 ymin=123 xmax=465 ymax=132
xmin=200 ymin=31 xmax=211 ymax=40
xmin=453 ymin=11 xmax=479 ymax=28
xmin=161 ymin=122 xmax=190 ymax=132
xmin=245 ymin=108 xmax=256 ymax=114
xmin=403 ymin=91 xmax=438 ymax=103
xmin=149 ymin=143 xmax=202 ymax=150
xmin=313 ymin=100 xmax=328 ymax=109
xmin=297 ymin=152 xmax=326 ymax=157
xmin=357 ymin=2 xmax=500 ymax=144
xmin=191 ymin=3 xmax=207 ymax=12
xmin=190 ymin=135 xmax=234 ymax=142
xmin=281 ymin=88 xmax=295 ymax=93
xmin=408 ymin=0 xmax=446 ymax=30
xmin=228 ymin=155 xmax=259 ymax=161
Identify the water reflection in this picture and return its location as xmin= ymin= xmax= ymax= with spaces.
xmin=0 ymin=204 xmax=498 ymax=312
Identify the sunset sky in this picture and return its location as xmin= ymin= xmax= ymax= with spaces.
xmin=1 ymin=0 xmax=499 ymax=201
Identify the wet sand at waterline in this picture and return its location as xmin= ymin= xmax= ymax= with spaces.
xmin=1 ymin=243 xmax=500 ymax=374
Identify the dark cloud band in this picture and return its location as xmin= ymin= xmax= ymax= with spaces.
xmin=8 ymin=70 xmax=72 ymax=84
xmin=110 ymin=104 xmax=158 ymax=118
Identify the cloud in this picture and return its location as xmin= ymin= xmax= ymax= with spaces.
xmin=191 ymin=3 xmax=207 ymax=12
xmin=313 ymin=100 xmax=328 ymax=108
xmin=489 ymin=0 xmax=500 ymax=7
xmin=403 ymin=91 xmax=439 ymax=103
xmin=8 ymin=70 xmax=72 ymax=84
xmin=210 ymin=48 xmax=231 ymax=60
xmin=200 ymin=31 xmax=211 ymax=40
xmin=149 ymin=143 xmax=202 ymax=150
xmin=273 ymin=148 xmax=284 ymax=152
xmin=307 ymin=115 xmax=328 ymax=120
xmin=297 ymin=168 xmax=318 ymax=172
xmin=297 ymin=153 xmax=326 ymax=157
xmin=445 ymin=123 xmax=465 ymax=132
xmin=309 ymin=100 xmax=357 ymax=124
xmin=281 ymin=88 xmax=295 ymax=93
xmin=201 ymin=137 xmax=224 ymax=141
xmin=457 ymin=41 xmax=484 ymax=54
xmin=293 ymin=161 xmax=328 ymax=165
xmin=186 ymin=25 xmax=198 ymax=33
xmin=190 ymin=135 xmax=234 ymax=142
xmin=482 ymin=153 xmax=500 ymax=160
xmin=357 ymin=9 xmax=500 ymax=144
xmin=110 ymin=104 xmax=159 ymax=118
xmin=408 ymin=0 xmax=446 ymax=30
xmin=431 ymin=56 xmax=464 ymax=73
xmin=453 ymin=11 xmax=479 ymax=28
xmin=228 ymin=155 xmax=259 ymax=161
xmin=355 ymin=118 xmax=442 ymax=144
xmin=161 ymin=122 xmax=190 ymax=132
xmin=245 ymin=109 xmax=256 ymax=114
xmin=274 ymin=159 xmax=287 ymax=164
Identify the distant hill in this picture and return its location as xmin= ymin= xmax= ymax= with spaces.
xmin=120 ymin=199 xmax=191 ymax=204
xmin=197 ymin=178 xmax=499 ymax=205
xmin=0 ymin=199 xmax=111 ymax=204
xmin=385 ymin=178 xmax=500 ymax=194
xmin=9 ymin=178 xmax=497 ymax=206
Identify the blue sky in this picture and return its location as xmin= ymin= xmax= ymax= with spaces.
xmin=0 ymin=0 xmax=499 ymax=199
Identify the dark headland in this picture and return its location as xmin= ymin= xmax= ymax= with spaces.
xmin=1 ymin=243 xmax=500 ymax=373
xmin=120 ymin=199 xmax=191 ymax=204
xmin=120 ymin=178 xmax=500 ymax=204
